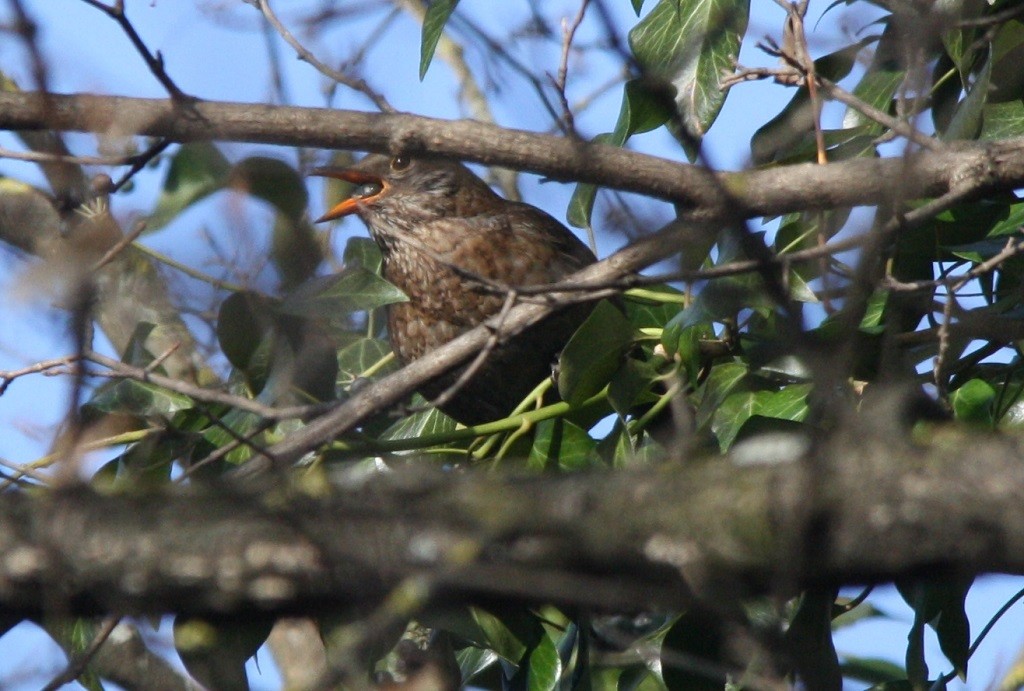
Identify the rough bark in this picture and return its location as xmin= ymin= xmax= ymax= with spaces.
xmin=0 ymin=92 xmax=1021 ymax=218
xmin=0 ymin=423 xmax=1020 ymax=619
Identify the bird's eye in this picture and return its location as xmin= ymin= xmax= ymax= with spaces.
xmin=390 ymin=155 xmax=411 ymax=172
xmin=352 ymin=182 xmax=384 ymax=199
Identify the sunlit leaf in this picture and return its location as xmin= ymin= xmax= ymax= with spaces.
xmin=280 ymin=267 xmax=407 ymax=318
xmin=628 ymin=0 xmax=749 ymax=151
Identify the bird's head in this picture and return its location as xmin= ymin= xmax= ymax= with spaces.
xmin=311 ymin=154 xmax=498 ymax=232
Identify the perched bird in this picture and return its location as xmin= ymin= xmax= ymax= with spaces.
xmin=313 ymin=154 xmax=598 ymax=425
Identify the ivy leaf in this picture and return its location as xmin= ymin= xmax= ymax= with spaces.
xmin=567 ymin=80 xmax=675 ymax=227
xmin=280 ymin=267 xmax=408 ymax=319
xmin=557 ymin=300 xmax=634 ymax=406
xmin=628 ymin=0 xmax=750 ymax=152
xmin=527 ymin=419 xmax=598 ymax=471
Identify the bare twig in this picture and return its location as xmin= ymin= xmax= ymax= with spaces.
xmin=91 ymin=219 xmax=147 ymax=271
xmin=253 ymin=0 xmax=393 ymax=112
xmin=108 ymin=137 xmax=172 ymax=193
xmin=550 ymin=0 xmax=590 ymax=136
xmin=84 ymin=350 xmax=328 ymax=421
xmin=41 ymin=616 xmax=122 ymax=691
xmin=79 ymin=0 xmax=189 ymax=100
xmin=423 ymin=290 xmax=519 ymax=415
xmin=7 ymin=0 xmax=50 ymax=93
xmin=0 ymin=356 xmax=78 ymax=396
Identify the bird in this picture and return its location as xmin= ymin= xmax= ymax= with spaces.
xmin=312 ymin=153 xmax=599 ymax=425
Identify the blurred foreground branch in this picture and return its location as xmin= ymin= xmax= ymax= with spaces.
xmin=1 ymin=420 xmax=1022 ymax=618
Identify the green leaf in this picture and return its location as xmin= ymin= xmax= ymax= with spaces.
xmin=203 ymin=408 xmax=263 ymax=464
xmin=751 ymin=40 xmax=870 ymax=164
xmin=614 ymin=78 xmax=678 ymax=140
xmin=566 ymin=80 xmax=676 ymax=227
xmin=628 ymin=0 xmax=750 ymax=149
xmin=456 ymin=646 xmax=500 ymax=685
xmin=527 ymin=418 xmax=598 ymax=471
xmin=148 ymin=142 xmax=231 ymax=230
xmin=942 ymin=47 xmax=993 ymax=141
xmin=711 ymin=383 xmax=811 ymax=450
xmin=632 ymin=0 xmax=646 ymax=15
xmin=343 ymin=236 xmax=384 ymax=274
xmin=469 ymin=607 xmax=542 ymax=664
xmin=87 ymin=379 xmax=194 ymax=418
xmin=281 ymin=267 xmax=407 ymax=319
xmin=567 ymin=133 xmax=614 ymax=228
xmin=607 ymin=355 xmax=662 ymax=415
xmin=786 ymin=589 xmax=842 ymax=691
xmin=990 ymin=19 xmax=1024 ymax=104
xmin=897 ymin=577 xmax=972 ymax=685
xmin=558 ymin=300 xmax=634 ymax=405
xmin=522 ymin=634 xmax=560 ymax=691
xmin=950 ymin=379 xmax=996 ymax=425
xmin=50 ymin=619 xmax=107 ymax=691
xmin=378 ymin=400 xmax=457 ymax=441
xmin=337 ymin=337 xmax=395 ymax=381
xmin=420 ymin=0 xmax=459 ymax=80
xmin=230 ymin=156 xmax=308 ymax=222
xmin=842 ymin=24 xmax=904 ymax=136
xmin=623 ymin=284 xmax=686 ymax=329
xmin=693 ymin=361 xmax=747 ymax=428
xmin=981 ymin=100 xmax=1024 ymax=140
xmin=238 ymin=158 xmax=323 ymax=288
xmin=839 ymin=656 xmax=906 ymax=685
xmin=216 ymin=291 xmax=276 ymax=380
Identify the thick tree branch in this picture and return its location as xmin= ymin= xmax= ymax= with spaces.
xmin=1 ymin=92 xmax=1022 ymax=218
xmin=1 ymin=423 xmax=1022 ymax=618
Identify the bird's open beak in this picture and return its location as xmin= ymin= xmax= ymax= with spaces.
xmin=310 ymin=167 xmax=387 ymax=222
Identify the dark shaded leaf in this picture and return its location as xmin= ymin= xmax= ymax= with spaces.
xmin=148 ymin=142 xmax=230 ymax=230
xmin=558 ymin=300 xmax=634 ymax=405
xmin=786 ymin=589 xmax=842 ymax=691
xmin=174 ymin=615 xmax=273 ymax=691
xmin=527 ymin=419 xmax=598 ymax=471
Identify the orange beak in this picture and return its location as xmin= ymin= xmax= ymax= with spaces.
xmin=310 ymin=167 xmax=387 ymax=222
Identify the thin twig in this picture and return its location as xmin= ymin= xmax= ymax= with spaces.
xmin=423 ymin=290 xmax=519 ymax=415
xmin=108 ymin=138 xmax=172 ymax=193
xmin=254 ymin=0 xmax=393 ymax=112
xmin=84 ymin=350 xmax=328 ymax=421
xmin=79 ymin=0 xmax=189 ymax=100
xmin=550 ymin=0 xmax=590 ymax=136
xmin=0 ymin=356 xmax=78 ymax=396
xmin=7 ymin=0 xmax=50 ymax=93
xmin=41 ymin=616 xmax=122 ymax=691
xmin=91 ymin=219 xmax=147 ymax=271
